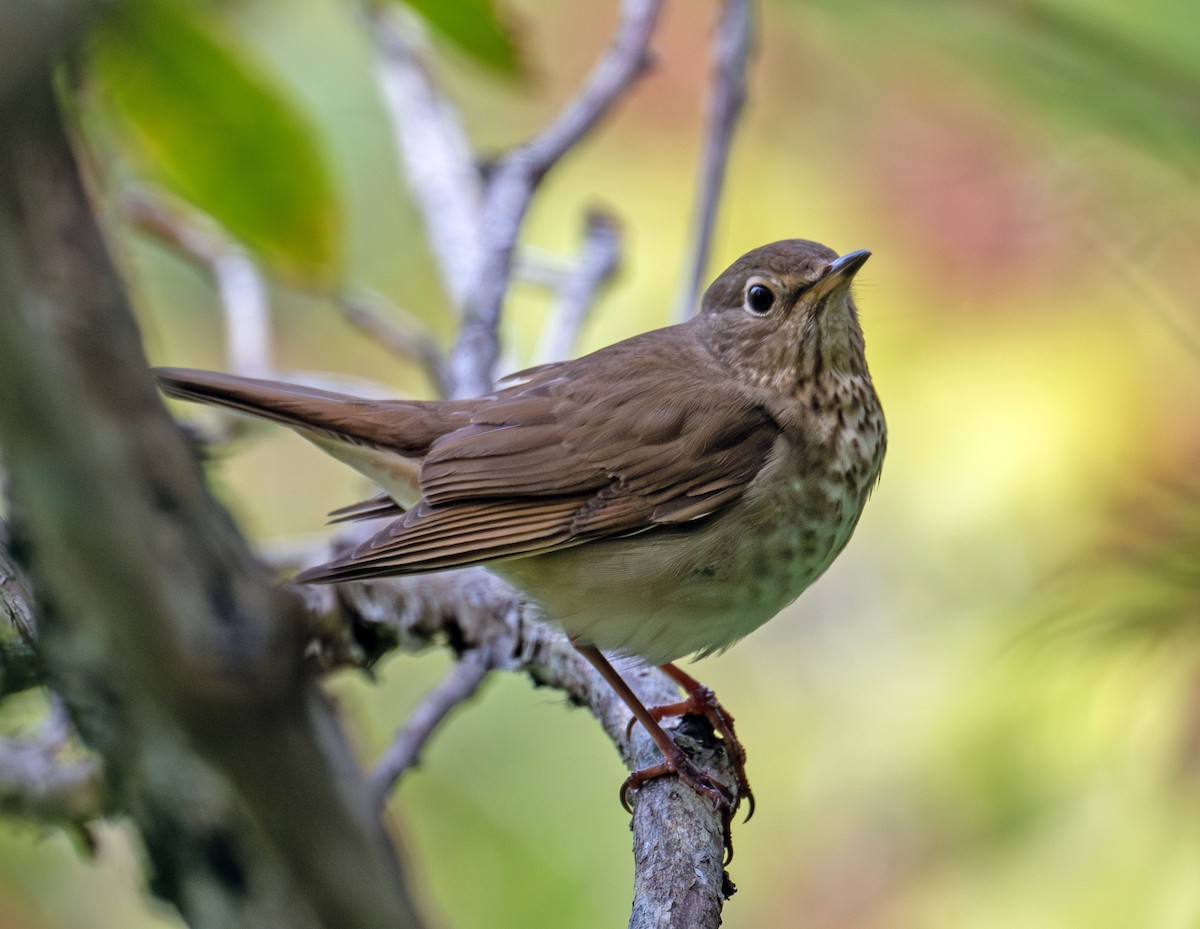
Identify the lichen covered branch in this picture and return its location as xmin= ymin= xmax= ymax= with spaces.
xmin=0 ymin=72 xmax=423 ymax=929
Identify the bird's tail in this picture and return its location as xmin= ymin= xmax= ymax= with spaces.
xmin=153 ymin=367 xmax=468 ymax=507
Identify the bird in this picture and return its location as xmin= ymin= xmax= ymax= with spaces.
xmin=155 ymin=238 xmax=886 ymax=841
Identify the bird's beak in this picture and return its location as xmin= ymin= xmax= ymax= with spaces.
xmin=809 ymin=249 xmax=871 ymax=301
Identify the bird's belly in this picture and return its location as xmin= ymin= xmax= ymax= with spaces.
xmin=492 ymin=476 xmax=865 ymax=665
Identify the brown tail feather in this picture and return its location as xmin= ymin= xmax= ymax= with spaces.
xmin=153 ymin=367 xmax=470 ymax=456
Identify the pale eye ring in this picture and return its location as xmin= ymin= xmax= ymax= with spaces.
xmin=745 ymin=283 xmax=775 ymax=315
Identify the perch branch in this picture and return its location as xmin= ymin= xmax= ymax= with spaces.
xmin=673 ymin=0 xmax=753 ymax=320
xmin=329 ymin=569 xmax=734 ymax=929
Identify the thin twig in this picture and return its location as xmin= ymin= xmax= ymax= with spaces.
xmin=536 ymin=208 xmax=622 ymax=364
xmin=339 ymin=290 xmax=451 ymax=398
xmin=368 ymin=4 xmax=484 ymax=312
xmin=512 ymin=246 xmax=576 ymax=290
xmin=0 ymin=725 xmax=103 ymax=824
xmin=449 ymin=0 xmax=663 ymax=397
xmin=213 ymin=251 xmax=270 ymax=375
xmin=673 ymin=0 xmax=754 ymax=321
xmin=125 ymin=190 xmax=273 ymax=376
xmin=369 ymin=649 xmax=491 ymax=801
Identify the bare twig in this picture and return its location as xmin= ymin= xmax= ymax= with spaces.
xmin=125 ymin=190 xmax=273 ymax=376
xmin=674 ymin=0 xmax=754 ymax=321
xmin=536 ymin=208 xmax=622 ymax=364
xmin=0 ymin=735 xmax=103 ymax=822
xmin=0 ymin=702 xmax=103 ymax=824
xmin=339 ymin=290 xmax=451 ymax=397
xmin=369 ymin=4 xmax=484 ymax=312
xmin=512 ymin=246 xmax=577 ymax=290
xmin=449 ymin=0 xmax=663 ymax=396
xmin=369 ymin=649 xmax=491 ymax=800
xmin=332 ymin=569 xmax=734 ymax=929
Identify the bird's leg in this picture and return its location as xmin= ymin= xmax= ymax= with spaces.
xmin=624 ymin=662 xmax=755 ymax=821
xmin=573 ymin=644 xmax=736 ymax=837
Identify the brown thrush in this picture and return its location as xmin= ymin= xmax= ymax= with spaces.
xmin=155 ymin=239 xmax=887 ymax=842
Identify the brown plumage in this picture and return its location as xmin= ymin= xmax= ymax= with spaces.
xmin=156 ymin=239 xmax=886 ymax=829
xmin=155 ymin=239 xmax=886 ymax=665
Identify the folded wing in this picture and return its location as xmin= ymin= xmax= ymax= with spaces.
xmin=302 ymin=331 xmax=780 ymax=583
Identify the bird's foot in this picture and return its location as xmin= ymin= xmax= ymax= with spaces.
xmin=572 ymin=643 xmax=741 ymax=862
xmin=626 ymin=663 xmax=755 ymax=821
xmin=619 ymin=742 xmax=736 ymax=863
xmin=619 ymin=751 xmax=734 ymax=813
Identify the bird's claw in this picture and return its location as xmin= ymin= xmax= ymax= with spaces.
xmin=626 ymin=672 xmax=756 ymax=822
xmin=619 ymin=752 xmax=737 ymax=863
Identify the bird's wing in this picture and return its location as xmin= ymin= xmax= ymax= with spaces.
xmin=300 ymin=333 xmax=780 ymax=583
xmin=296 ymin=497 xmax=585 ymax=581
xmin=326 ymin=493 xmax=406 ymax=524
xmin=419 ymin=330 xmax=777 ymax=506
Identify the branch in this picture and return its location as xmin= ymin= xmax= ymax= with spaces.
xmin=673 ymin=0 xmax=754 ymax=320
xmin=369 ymin=4 xmax=484 ymax=312
xmin=0 ymin=519 xmax=40 ymax=698
xmin=329 ymin=569 xmax=733 ymax=929
xmin=125 ymin=190 xmax=273 ymax=376
xmin=0 ymin=706 xmax=103 ymax=826
xmin=369 ymin=649 xmax=491 ymax=798
xmin=339 ymin=290 xmax=451 ymax=398
xmin=535 ymin=208 xmax=622 ymax=364
xmin=0 ymin=75 xmax=423 ymax=929
xmin=0 ymin=738 xmax=101 ymax=823
xmin=448 ymin=0 xmax=663 ymax=396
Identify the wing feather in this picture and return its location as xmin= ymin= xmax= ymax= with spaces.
xmin=298 ymin=498 xmax=582 ymax=582
xmin=298 ymin=328 xmax=783 ymax=583
xmin=327 ymin=494 xmax=405 ymax=524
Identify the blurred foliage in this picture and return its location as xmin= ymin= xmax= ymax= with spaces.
xmin=4 ymin=0 xmax=1200 ymax=927
xmin=1041 ymin=480 xmax=1200 ymax=657
xmin=809 ymin=0 xmax=1200 ymax=164
xmin=89 ymin=0 xmax=341 ymax=281
xmin=397 ymin=0 xmax=521 ymax=75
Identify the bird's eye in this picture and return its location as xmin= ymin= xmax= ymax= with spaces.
xmin=745 ymin=284 xmax=775 ymax=315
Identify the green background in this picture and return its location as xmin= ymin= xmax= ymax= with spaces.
xmin=4 ymin=0 xmax=1200 ymax=927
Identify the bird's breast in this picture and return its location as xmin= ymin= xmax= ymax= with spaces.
xmin=494 ymin=413 xmax=884 ymax=665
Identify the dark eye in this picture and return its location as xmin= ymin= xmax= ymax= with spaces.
xmin=746 ymin=284 xmax=775 ymax=315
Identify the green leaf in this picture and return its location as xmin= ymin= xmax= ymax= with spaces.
xmin=90 ymin=0 xmax=341 ymax=282
xmin=400 ymin=0 xmax=520 ymax=75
